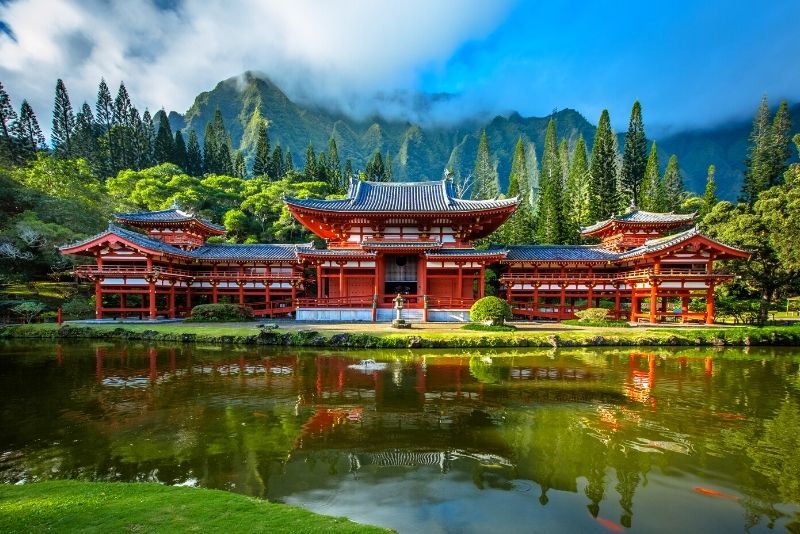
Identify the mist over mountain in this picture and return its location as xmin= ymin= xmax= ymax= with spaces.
xmin=169 ymin=72 xmax=799 ymax=200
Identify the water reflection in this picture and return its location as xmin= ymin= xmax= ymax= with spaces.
xmin=1 ymin=341 xmax=800 ymax=532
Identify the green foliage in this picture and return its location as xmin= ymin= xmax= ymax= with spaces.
xmin=566 ymin=135 xmax=591 ymax=228
xmin=589 ymin=110 xmax=618 ymax=220
xmin=536 ymin=119 xmax=566 ymax=243
xmin=621 ymin=101 xmax=648 ymax=205
xmin=60 ymin=296 xmax=94 ymax=320
xmin=757 ymin=136 xmax=800 ymax=272
xmin=574 ymin=308 xmax=610 ymax=322
xmin=11 ymin=300 xmax=46 ymax=323
xmin=497 ymin=138 xmax=534 ymax=244
xmin=471 ymin=130 xmax=499 ymax=199
xmin=51 ymin=79 xmax=76 ymax=159
xmin=639 ymin=141 xmax=661 ymax=211
xmin=699 ymin=164 xmax=718 ymax=219
xmin=189 ymin=303 xmax=254 ymax=322
xmin=470 ymin=296 xmax=512 ymax=325
xmin=661 ymin=154 xmax=685 ymax=211
xmin=462 ymin=323 xmax=517 ymax=332
xmin=561 ymin=319 xmax=631 ymax=328
xmin=742 ymin=97 xmax=793 ymax=205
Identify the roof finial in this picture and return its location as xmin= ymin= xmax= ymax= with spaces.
xmin=443 ymin=168 xmax=452 ymax=182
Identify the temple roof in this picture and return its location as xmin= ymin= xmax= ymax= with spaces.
xmin=60 ymin=224 xmax=307 ymax=262
xmin=361 ymin=238 xmax=442 ymax=250
xmin=580 ymin=209 xmax=695 ymax=235
xmin=426 ymin=248 xmax=508 ymax=258
xmin=284 ymin=179 xmax=518 ymax=213
xmin=504 ymin=245 xmax=620 ymax=262
xmin=114 ymin=208 xmax=226 ymax=234
xmin=618 ymin=226 xmax=747 ymax=259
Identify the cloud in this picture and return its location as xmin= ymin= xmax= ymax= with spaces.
xmin=0 ymin=0 xmax=515 ymax=133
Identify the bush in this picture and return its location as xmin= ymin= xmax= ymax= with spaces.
xmin=11 ymin=301 xmax=46 ymax=323
xmin=470 ymin=296 xmax=512 ymax=326
xmin=562 ymin=319 xmax=631 ymax=328
xmin=461 ymin=323 xmax=517 ymax=332
xmin=61 ymin=296 xmax=95 ymax=320
xmin=574 ymin=308 xmax=610 ymax=322
xmin=189 ymin=303 xmax=254 ymax=322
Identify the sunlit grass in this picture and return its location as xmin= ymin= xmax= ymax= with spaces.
xmin=0 ymin=480 xmax=389 ymax=533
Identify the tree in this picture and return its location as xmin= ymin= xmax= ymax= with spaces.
xmin=365 ymin=150 xmax=386 ymax=181
xmin=699 ymin=164 xmax=718 ymax=220
xmin=566 ymin=135 xmax=592 ymax=228
xmin=13 ymin=100 xmax=46 ymax=159
xmin=385 ymin=153 xmax=394 ymax=182
xmin=284 ymin=150 xmax=294 ymax=173
xmin=252 ymin=124 xmax=271 ymax=178
xmin=233 ymin=151 xmax=247 ymax=179
xmin=757 ymin=135 xmax=800 ymax=272
xmin=327 ymin=136 xmax=341 ymax=189
xmin=0 ymin=81 xmax=18 ymax=165
xmin=620 ymin=101 xmax=647 ymax=206
xmin=73 ymin=102 xmax=99 ymax=167
xmin=11 ymin=301 xmax=46 ymax=324
xmin=589 ymin=110 xmax=619 ymax=221
xmin=270 ymin=145 xmax=284 ymax=179
xmin=153 ymin=110 xmax=175 ymax=164
xmin=185 ymin=130 xmax=203 ymax=176
xmin=138 ymin=110 xmax=155 ymax=169
xmin=174 ymin=131 xmax=187 ymax=171
xmin=95 ymin=78 xmax=114 ymax=176
xmin=343 ymin=159 xmax=354 ymax=183
xmin=535 ymin=119 xmax=566 ymax=243
xmin=661 ymin=154 xmax=685 ymax=211
xmin=499 ymin=138 xmax=534 ymax=244
xmin=471 ymin=130 xmax=499 ymax=199
xmin=639 ymin=141 xmax=661 ymax=211
xmin=741 ymin=97 xmax=792 ymax=205
xmin=51 ymin=79 xmax=76 ymax=158
xmin=111 ymin=82 xmax=135 ymax=172
xmin=304 ymin=143 xmax=317 ymax=181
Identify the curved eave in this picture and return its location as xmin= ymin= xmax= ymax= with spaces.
xmin=500 ymin=258 xmax=618 ymax=265
xmin=622 ymin=233 xmax=750 ymax=261
xmin=114 ymin=216 xmax=227 ymax=236
xmin=427 ymin=252 xmax=508 ymax=261
xmin=580 ymin=218 xmax=696 ymax=237
xmin=59 ymin=230 xmax=191 ymax=260
xmin=283 ymin=198 xmax=519 ymax=217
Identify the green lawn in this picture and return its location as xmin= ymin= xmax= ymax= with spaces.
xmin=0 ymin=481 xmax=388 ymax=533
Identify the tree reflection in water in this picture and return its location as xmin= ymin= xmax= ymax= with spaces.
xmin=0 ymin=341 xmax=799 ymax=532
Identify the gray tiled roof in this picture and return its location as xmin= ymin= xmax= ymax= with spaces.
xmin=362 ymin=239 xmax=442 ymax=249
xmin=297 ymin=248 xmax=377 ymax=258
xmin=285 ymin=179 xmax=518 ymax=213
xmin=504 ymin=245 xmax=620 ymax=262
xmin=581 ymin=209 xmax=695 ymax=234
xmin=115 ymin=208 xmax=226 ymax=232
xmin=426 ymin=248 xmax=508 ymax=258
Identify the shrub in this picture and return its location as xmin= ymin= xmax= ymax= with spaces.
xmin=574 ymin=308 xmax=609 ymax=322
xmin=11 ymin=301 xmax=46 ymax=323
xmin=461 ymin=323 xmax=517 ymax=332
xmin=562 ymin=319 xmax=631 ymax=328
xmin=189 ymin=303 xmax=254 ymax=322
xmin=61 ymin=296 xmax=95 ymax=320
xmin=470 ymin=296 xmax=512 ymax=326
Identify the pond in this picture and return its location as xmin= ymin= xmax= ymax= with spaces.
xmin=1 ymin=341 xmax=799 ymax=533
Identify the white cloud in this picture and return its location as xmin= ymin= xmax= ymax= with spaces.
xmin=0 ymin=0 xmax=514 ymax=132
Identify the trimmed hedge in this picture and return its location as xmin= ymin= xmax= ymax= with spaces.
xmin=562 ymin=319 xmax=631 ymax=328
xmin=189 ymin=303 xmax=254 ymax=322
xmin=470 ymin=296 xmax=513 ymax=325
xmin=574 ymin=308 xmax=610 ymax=322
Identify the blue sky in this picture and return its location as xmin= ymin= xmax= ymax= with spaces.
xmin=0 ymin=0 xmax=797 ymax=134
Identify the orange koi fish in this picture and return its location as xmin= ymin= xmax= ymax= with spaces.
xmin=594 ymin=516 xmax=624 ymax=532
xmin=694 ymin=487 xmax=739 ymax=501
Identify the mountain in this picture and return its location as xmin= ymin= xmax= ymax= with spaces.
xmin=171 ymin=72 xmax=798 ymax=199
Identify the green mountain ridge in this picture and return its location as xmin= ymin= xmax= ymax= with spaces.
xmin=169 ymin=72 xmax=799 ymax=199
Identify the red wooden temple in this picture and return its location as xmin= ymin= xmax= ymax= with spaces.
xmin=61 ymin=178 xmax=747 ymax=323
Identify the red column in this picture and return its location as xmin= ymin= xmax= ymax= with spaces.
xmin=238 ymin=264 xmax=245 ymax=305
xmin=211 ymin=281 xmax=218 ymax=304
xmin=559 ymin=283 xmax=566 ymax=319
xmin=681 ymin=295 xmax=689 ymax=323
xmin=457 ymin=263 xmax=464 ymax=303
xmin=338 ymin=262 xmax=345 ymax=302
xmin=186 ymin=283 xmax=192 ymax=312
xmin=169 ymin=283 xmax=176 ymax=319
xmin=706 ymin=284 xmax=715 ymax=325
xmin=95 ymin=277 xmax=103 ymax=319
xmin=479 ymin=264 xmax=485 ymax=299
xmin=316 ymin=263 xmax=323 ymax=300
xmin=614 ymin=285 xmax=621 ymax=319
xmin=631 ymin=290 xmax=639 ymax=321
xmin=533 ymin=282 xmax=540 ymax=317
xmin=649 ymin=283 xmax=657 ymax=323
xmin=291 ymin=281 xmax=298 ymax=309
xmin=587 ymin=283 xmax=594 ymax=310
xmin=148 ymin=278 xmax=157 ymax=320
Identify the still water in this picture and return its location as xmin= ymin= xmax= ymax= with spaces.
xmin=1 ymin=341 xmax=800 ymax=533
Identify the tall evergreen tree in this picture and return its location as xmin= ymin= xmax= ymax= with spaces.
xmin=500 ymin=137 xmax=534 ymax=244
xmin=639 ymin=141 xmax=661 ymax=211
xmin=620 ymin=101 xmax=648 ymax=206
xmin=385 ymin=154 xmax=394 ymax=182
xmin=129 ymin=107 xmax=147 ymax=170
xmin=471 ymin=130 xmax=499 ymax=199
xmin=558 ymin=139 xmax=570 ymax=184
xmin=13 ymin=100 xmax=46 ymax=159
xmin=174 ymin=131 xmax=187 ymax=170
xmin=535 ymin=119 xmax=566 ymax=243
xmin=234 ymin=151 xmax=247 ymax=178
xmin=284 ymin=150 xmax=294 ymax=173
xmin=343 ymin=159 xmax=354 ymax=183
xmin=700 ymin=164 xmax=718 ymax=220
xmin=327 ymin=137 xmax=341 ymax=189
xmin=95 ymin=78 xmax=114 ymax=176
xmin=661 ymin=154 xmax=684 ymax=212
xmin=252 ymin=124 xmax=271 ymax=178
xmin=73 ymin=102 xmax=99 ymax=165
xmin=139 ymin=110 xmax=155 ymax=169
xmin=51 ymin=79 xmax=76 ymax=158
xmin=767 ymin=100 xmax=792 ymax=187
xmin=741 ymin=96 xmax=773 ymax=205
xmin=270 ymin=145 xmax=284 ymax=179
xmin=153 ymin=110 xmax=175 ymax=164
xmin=304 ymin=143 xmax=317 ymax=181
xmin=525 ymin=141 xmax=540 ymax=209
xmin=0 ymin=81 xmax=19 ymax=164
xmin=203 ymin=121 xmax=218 ymax=174
xmin=317 ymin=152 xmax=329 ymax=182
xmin=566 ymin=135 xmax=592 ymax=229
xmin=111 ymin=82 xmax=135 ymax=172
xmin=366 ymin=151 xmax=385 ymax=181
xmin=589 ymin=110 xmax=619 ymax=221
xmin=185 ymin=130 xmax=203 ymax=176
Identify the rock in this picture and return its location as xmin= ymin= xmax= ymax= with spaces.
xmin=407 ymin=335 xmax=423 ymax=348
xmin=547 ymin=335 xmax=560 ymax=348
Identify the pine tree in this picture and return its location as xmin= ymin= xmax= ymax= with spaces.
xmin=621 ymin=101 xmax=648 ymax=205
xmin=0 ymin=81 xmax=19 ymax=164
xmin=343 ymin=159 xmax=354 ymax=183
xmin=174 ymin=131 xmax=187 ymax=170
xmin=153 ymin=110 xmax=175 ymax=164
xmin=208 ymin=109 xmax=233 ymax=175
xmin=767 ymin=100 xmax=792 ymax=188
xmin=558 ymin=139 xmax=570 ymax=184
xmin=234 ymin=151 xmax=247 ymax=178
xmin=14 ymin=100 xmax=46 ymax=159
xmin=589 ymin=110 xmax=619 ymax=221
xmin=700 ymin=164 xmax=717 ymax=220
xmin=73 ymin=102 xmax=99 ymax=165
xmin=501 ymin=137 xmax=534 ymax=244
xmin=366 ymin=151 xmax=385 ymax=181
xmin=304 ymin=143 xmax=317 ymax=180
xmin=327 ymin=137 xmax=341 ymax=188
xmin=385 ymin=153 xmax=394 ymax=182
xmin=270 ymin=145 xmax=284 ymax=179
xmin=661 ymin=154 xmax=684 ymax=211
xmin=566 ymin=135 xmax=592 ymax=229
xmin=525 ymin=142 xmax=539 ymax=209
xmin=252 ymin=124 xmax=271 ymax=178
xmin=95 ymin=78 xmax=114 ymax=176
xmin=185 ymin=130 xmax=203 ymax=176
xmin=639 ymin=141 xmax=660 ymax=211
xmin=139 ymin=110 xmax=155 ymax=169
xmin=129 ymin=107 xmax=146 ymax=170
xmin=317 ymin=152 xmax=329 ymax=182
xmin=51 ymin=79 xmax=76 ymax=158
xmin=111 ymin=82 xmax=134 ymax=173
xmin=741 ymin=96 xmax=772 ymax=205
xmin=471 ymin=130 xmax=499 ymax=199
xmin=284 ymin=150 xmax=294 ymax=173
xmin=203 ymin=121 xmax=218 ymax=174
xmin=535 ymin=119 xmax=566 ymax=243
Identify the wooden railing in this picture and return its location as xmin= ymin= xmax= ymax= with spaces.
xmin=75 ymin=265 xmax=301 ymax=281
xmin=501 ymin=267 xmax=722 ymax=283
xmin=295 ymin=296 xmax=376 ymax=308
xmin=426 ymin=296 xmax=474 ymax=309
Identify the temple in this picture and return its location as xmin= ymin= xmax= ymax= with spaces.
xmin=61 ymin=178 xmax=748 ymax=323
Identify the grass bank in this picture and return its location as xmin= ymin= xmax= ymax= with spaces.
xmin=2 ymin=321 xmax=799 ymax=348
xmin=0 ymin=480 xmax=387 ymax=533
